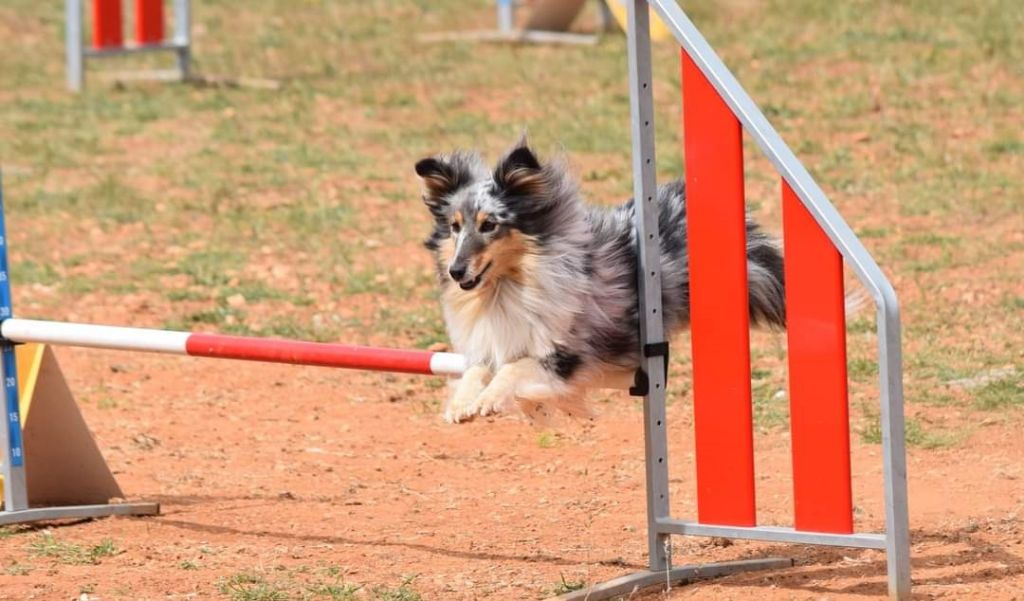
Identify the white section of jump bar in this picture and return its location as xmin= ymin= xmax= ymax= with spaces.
xmin=2 ymin=318 xmax=189 ymax=354
xmin=428 ymin=352 xmax=468 ymax=376
xmin=656 ymin=519 xmax=887 ymax=550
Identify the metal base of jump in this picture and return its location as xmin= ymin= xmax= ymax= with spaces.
xmin=0 ymin=502 xmax=159 ymax=526
xmin=553 ymin=558 xmax=794 ymax=601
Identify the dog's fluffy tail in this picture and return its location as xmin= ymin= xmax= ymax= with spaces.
xmin=746 ymin=224 xmax=787 ymax=328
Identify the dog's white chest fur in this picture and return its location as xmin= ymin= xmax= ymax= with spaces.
xmin=443 ymin=280 xmax=576 ymax=369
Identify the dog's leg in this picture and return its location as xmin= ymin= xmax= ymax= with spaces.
xmin=444 ymin=365 xmax=492 ymax=423
xmin=475 ymin=357 xmax=566 ymax=417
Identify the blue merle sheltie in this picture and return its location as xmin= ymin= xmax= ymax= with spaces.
xmin=415 ymin=140 xmax=785 ymax=423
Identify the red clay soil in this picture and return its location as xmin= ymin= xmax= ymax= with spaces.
xmin=0 ymin=345 xmax=1021 ymax=600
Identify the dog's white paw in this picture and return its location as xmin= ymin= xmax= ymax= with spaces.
xmin=443 ymin=396 xmax=479 ymax=424
xmin=475 ymin=379 xmax=516 ymax=417
xmin=443 ymin=369 xmax=490 ymax=424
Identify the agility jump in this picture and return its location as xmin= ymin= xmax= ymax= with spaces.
xmin=13 ymin=1 xmax=909 ymax=599
xmin=65 ymin=0 xmax=192 ymax=91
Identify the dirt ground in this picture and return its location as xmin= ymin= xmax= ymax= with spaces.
xmin=0 ymin=341 xmax=1021 ymax=600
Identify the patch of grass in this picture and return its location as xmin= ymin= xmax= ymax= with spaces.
xmin=0 ymin=526 xmax=30 ymax=539
xmin=973 ymin=373 xmax=1024 ymax=410
xmin=549 ymin=574 xmax=586 ymax=595
xmin=860 ymin=410 xmax=962 ymax=449
xmin=61 ymin=276 xmax=97 ymax=295
xmin=179 ymin=559 xmax=199 ymax=570
xmin=217 ymin=567 xmax=399 ymax=600
xmin=27 ymin=533 xmax=119 ymax=565
xmin=166 ymin=288 xmax=209 ymax=302
xmin=985 ymin=137 xmax=1024 ymax=156
xmin=165 ymin=305 xmax=249 ymax=332
xmin=10 ymin=260 xmax=59 ymax=286
xmin=847 ymin=317 xmax=875 ymax=334
xmin=4 ymin=562 xmax=32 ymax=575
xmin=857 ymin=227 xmax=889 ymax=239
xmin=537 ymin=431 xmax=559 ymax=449
xmin=97 ymin=395 xmax=119 ymax=410
xmin=848 ymin=357 xmax=879 ymax=381
xmin=343 ymin=267 xmax=389 ymax=295
xmin=179 ymin=250 xmax=245 ymax=288
xmin=218 ymin=280 xmax=293 ymax=303
xmin=370 ymin=579 xmax=422 ymax=601
xmin=255 ymin=315 xmax=340 ymax=342
xmin=1003 ymin=295 xmax=1024 ymax=311
xmin=218 ymin=572 xmax=288 ymax=601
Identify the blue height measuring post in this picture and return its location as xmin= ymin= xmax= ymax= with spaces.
xmin=0 ymin=173 xmax=27 ymax=511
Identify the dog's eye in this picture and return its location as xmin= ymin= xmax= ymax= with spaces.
xmin=479 ymin=220 xmax=497 ymax=234
xmin=450 ymin=221 xmax=461 ymax=233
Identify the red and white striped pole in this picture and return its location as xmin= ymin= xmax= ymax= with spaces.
xmin=0 ymin=318 xmax=467 ymax=377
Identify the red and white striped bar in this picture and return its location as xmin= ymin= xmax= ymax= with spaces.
xmin=0 ymin=318 xmax=466 ymax=377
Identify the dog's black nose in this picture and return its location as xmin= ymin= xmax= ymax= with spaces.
xmin=449 ymin=265 xmax=466 ymax=281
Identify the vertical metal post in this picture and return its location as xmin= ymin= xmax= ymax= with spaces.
xmin=173 ymin=0 xmax=192 ymax=81
xmin=496 ymin=0 xmax=514 ymax=34
xmin=0 ymin=174 xmax=28 ymax=512
xmin=879 ymin=301 xmax=912 ymax=600
xmin=65 ymin=0 xmax=84 ymax=92
xmin=626 ymin=0 xmax=671 ymax=573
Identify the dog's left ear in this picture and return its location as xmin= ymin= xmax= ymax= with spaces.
xmin=494 ymin=145 xmax=544 ymax=197
xmin=415 ymin=155 xmax=471 ymax=216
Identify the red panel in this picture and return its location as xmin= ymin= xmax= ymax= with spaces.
xmin=92 ymin=0 xmax=124 ymax=49
xmin=782 ymin=181 xmax=853 ymax=533
xmin=186 ymin=334 xmax=436 ymax=375
xmin=682 ymin=51 xmax=756 ymax=526
xmin=134 ymin=0 xmax=165 ymax=44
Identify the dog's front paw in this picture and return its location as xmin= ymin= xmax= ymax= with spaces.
xmin=443 ymin=367 xmax=490 ymax=424
xmin=475 ymin=379 xmax=516 ymax=417
xmin=443 ymin=394 xmax=480 ymax=424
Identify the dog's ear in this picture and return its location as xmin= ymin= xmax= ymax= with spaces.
xmin=415 ymin=157 xmax=459 ymax=209
xmin=494 ymin=144 xmax=544 ymax=197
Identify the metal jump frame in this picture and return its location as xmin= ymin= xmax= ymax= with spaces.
xmin=66 ymin=0 xmax=192 ymax=92
xmin=561 ymin=2 xmax=909 ymax=599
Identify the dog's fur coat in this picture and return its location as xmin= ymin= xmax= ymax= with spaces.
xmin=415 ymin=142 xmax=785 ymax=423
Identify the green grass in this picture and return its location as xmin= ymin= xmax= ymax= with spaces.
xmin=27 ymin=533 xmax=120 ymax=565
xmin=860 ymin=409 xmax=963 ymax=450
xmin=549 ymin=575 xmax=586 ymax=596
xmin=218 ymin=573 xmax=289 ymax=601
xmin=4 ymin=562 xmax=32 ymax=576
xmin=216 ymin=568 xmax=416 ymax=601
xmin=537 ymin=431 xmax=559 ymax=449
xmin=973 ymin=373 xmax=1024 ymax=410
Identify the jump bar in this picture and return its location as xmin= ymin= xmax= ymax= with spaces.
xmin=0 ymin=318 xmax=466 ymax=376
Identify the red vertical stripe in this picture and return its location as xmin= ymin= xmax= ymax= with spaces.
xmin=782 ymin=181 xmax=853 ymax=533
xmin=134 ymin=0 xmax=165 ymax=44
xmin=92 ymin=0 xmax=124 ymax=49
xmin=682 ymin=51 xmax=756 ymax=527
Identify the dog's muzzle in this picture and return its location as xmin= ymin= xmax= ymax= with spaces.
xmin=455 ymin=261 xmax=492 ymax=291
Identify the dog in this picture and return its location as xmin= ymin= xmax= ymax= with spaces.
xmin=415 ymin=141 xmax=785 ymax=423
